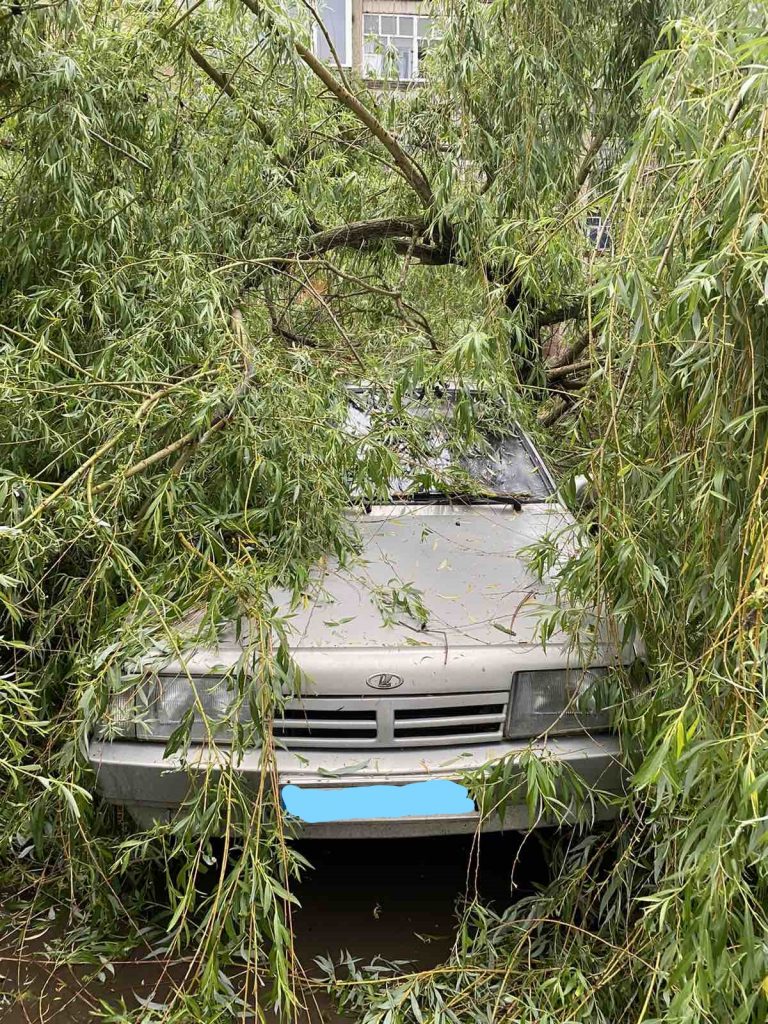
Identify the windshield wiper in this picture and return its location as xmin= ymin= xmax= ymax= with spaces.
xmin=389 ymin=491 xmax=525 ymax=510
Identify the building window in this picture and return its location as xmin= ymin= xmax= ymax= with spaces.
xmin=313 ymin=0 xmax=352 ymax=66
xmin=586 ymin=213 xmax=612 ymax=252
xmin=363 ymin=12 xmax=437 ymax=81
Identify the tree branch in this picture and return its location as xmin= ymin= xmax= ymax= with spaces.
xmin=546 ymin=358 xmax=591 ymax=382
xmin=296 ymin=0 xmax=353 ymax=94
xmin=272 ymin=323 xmax=318 ymax=347
xmin=186 ymin=43 xmax=325 ymax=230
xmin=390 ymin=237 xmax=451 ymax=264
xmin=16 ymin=382 xmax=186 ymax=523
xmin=566 ymin=124 xmax=609 ymax=206
xmin=549 ymin=328 xmax=592 ymax=369
xmin=275 ymin=217 xmax=426 ymax=261
xmin=537 ymin=395 xmax=571 ymax=428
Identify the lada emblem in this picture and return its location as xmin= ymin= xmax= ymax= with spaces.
xmin=365 ymin=672 xmax=404 ymax=690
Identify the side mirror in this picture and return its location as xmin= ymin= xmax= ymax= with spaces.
xmin=575 ymin=475 xmax=598 ymax=535
xmin=558 ymin=474 xmax=595 ymax=516
xmin=573 ymin=474 xmax=590 ymax=501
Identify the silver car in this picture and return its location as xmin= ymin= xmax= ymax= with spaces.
xmin=89 ymin=387 xmax=627 ymax=836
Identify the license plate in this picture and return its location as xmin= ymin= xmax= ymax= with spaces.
xmin=281 ymin=779 xmax=475 ymax=824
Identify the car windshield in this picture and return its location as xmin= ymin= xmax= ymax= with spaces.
xmin=343 ymin=389 xmax=552 ymax=501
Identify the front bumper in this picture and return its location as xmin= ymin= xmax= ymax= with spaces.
xmin=89 ymin=735 xmax=625 ymax=837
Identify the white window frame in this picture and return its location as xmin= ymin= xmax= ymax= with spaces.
xmin=362 ymin=11 xmax=437 ymax=82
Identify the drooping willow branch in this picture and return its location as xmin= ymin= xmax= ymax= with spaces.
xmin=237 ymin=0 xmax=435 ymax=208
xmin=187 ymin=44 xmax=276 ymax=148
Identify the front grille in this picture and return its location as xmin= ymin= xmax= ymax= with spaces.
xmin=272 ymin=692 xmax=509 ymax=749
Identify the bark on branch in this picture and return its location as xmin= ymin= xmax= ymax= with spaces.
xmin=565 ymin=124 xmax=609 ymax=206
xmin=549 ymin=328 xmax=592 ymax=369
xmin=537 ymin=395 xmax=570 ymax=427
xmin=546 ymin=358 xmax=591 ymax=382
xmin=389 ymin=237 xmax=451 ymax=264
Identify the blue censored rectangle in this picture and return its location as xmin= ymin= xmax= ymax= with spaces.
xmin=282 ymin=779 xmax=476 ymax=823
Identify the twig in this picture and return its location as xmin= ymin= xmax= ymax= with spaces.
xmin=87 ymin=128 xmax=151 ymax=169
xmin=292 ymin=264 xmax=366 ymax=368
xmin=97 ymin=312 xmax=258 ymax=493
xmin=296 ymin=0 xmax=353 ymax=93
xmin=187 ymin=44 xmax=276 ymax=150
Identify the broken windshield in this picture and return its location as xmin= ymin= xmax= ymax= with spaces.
xmin=343 ymin=389 xmax=553 ymax=502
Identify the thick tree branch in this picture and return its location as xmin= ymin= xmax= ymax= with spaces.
xmin=566 ymin=124 xmax=609 ymax=206
xmin=549 ymin=328 xmax=592 ymax=369
xmin=546 ymin=358 xmax=591 ymax=382
xmin=293 ymin=45 xmax=434 ymax=207
xmin=390 ymin=237 xmax=451 ymax=264
xmin=284 ymin=217 xmax=426 ymax=260
xmin=183 ymin=12 xmax=590 ymax=375
xmin=263 ymin=217 xmax=451 ymax=270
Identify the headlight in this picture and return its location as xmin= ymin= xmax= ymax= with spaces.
xmin=149 ymin=673 xmax=235 ymax=741
xmin=101 ymin=673 xmax=237 ymax=742
xmin=505 ymin=667 xmax=612 ymax=739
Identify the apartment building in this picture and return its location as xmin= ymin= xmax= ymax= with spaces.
xmin=313 ymin=0 xmax=438 ymax=84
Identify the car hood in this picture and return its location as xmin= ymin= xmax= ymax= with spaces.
xmin=284 ymin=504 xmax=567 ymax=648
xmin=165 ymin=504 xmax=622 ymax=692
